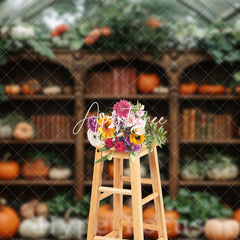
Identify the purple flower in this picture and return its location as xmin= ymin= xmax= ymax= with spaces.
xmin=88 ymin=116 xmax=98 ymax=132
xmin=131 ymin=144 xmax=141 ymax=153
xmin=124 ymin=145 xmax=130 ymax=152
xmin=125 ymin=135 xmax=131 ymax=146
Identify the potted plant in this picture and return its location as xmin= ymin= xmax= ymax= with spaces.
xmin=204 ymin=149 xmax=238 ymax=180
xmin=180 ymin=157 xmax=207 ymax=181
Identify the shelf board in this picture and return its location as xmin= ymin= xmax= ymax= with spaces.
xmin=0 ymin=139 xmax=74 ymax=144
xmin=7 ymin=94 xmax=74 ymax=101
xmin=84 ymin=94 xmax=168 ymax=100
xmin=84 ymin=180 xmax=169 ymax=186
xmin=180 ymin=139 xmax=240 ymax=145
xmin=180 ymin=94 xmax=240 ymax=100
xmin=0 ymin=179 xmax=74 ymax=186
xmin=179 ymin=180 xmax=240 ymax=186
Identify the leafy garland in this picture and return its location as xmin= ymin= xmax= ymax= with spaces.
xmin=1 ymin=3 xmax=240 ymax=65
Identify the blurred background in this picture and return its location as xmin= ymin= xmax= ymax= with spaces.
xmin=1 ymin=0 xmax=240 ymax=240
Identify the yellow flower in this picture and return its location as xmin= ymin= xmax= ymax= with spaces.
xmin=98 ymin=117 xmax=115 ymax=139
xmin=130 ymin=132 xmax=146 ymax=145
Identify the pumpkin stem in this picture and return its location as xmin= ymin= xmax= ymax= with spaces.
xmin=64 ymin=208 xmax=73 ymax=223
xmin=0 ymin=198 xmax=7 ymax=210
xmin=2 ymin=152 xmax=11 ymax=162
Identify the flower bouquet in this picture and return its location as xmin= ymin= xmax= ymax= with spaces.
xmin=87 ymin=100 xmax=167 ymax=163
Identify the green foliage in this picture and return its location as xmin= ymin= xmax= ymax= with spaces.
xmin=204 ymin=149 xmax=235 ymax=170
xmin=164 ymin=188 xmax=233 ymax=227
xmin=22 ymin=149 xmax=59 ymax=165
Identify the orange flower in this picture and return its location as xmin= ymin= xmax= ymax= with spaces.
xmin=98 ymin=117 xmax=115 ymax=139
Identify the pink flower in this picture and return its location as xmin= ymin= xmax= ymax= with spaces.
xmin=105 ymin=138 xmax=114 ymax=148
xmin=115 ymin=141 xmax=125 ymax=152
xmin=136 ymin=110 xmax=144 ymax=117
xmin=125 ymin=113 xmax=136 ymax=127
xmin=113 ymin=100 xmax=131 ymax=118
xmin=135 ymin=118 xmax=145 ymax=126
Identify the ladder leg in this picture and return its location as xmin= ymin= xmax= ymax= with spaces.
xmin=130 ymin=156 xmax=144 ymax=240
xmin=149 ymin=146 xmax=168 ymax=240
xmin=113 ymin=158 xmax=123 ymax=238
xmin=87 ymin=149 xmax=104 ymax=240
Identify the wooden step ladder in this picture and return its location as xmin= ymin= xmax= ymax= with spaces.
xmin=87 ymin=145 xmax=168 ymax=240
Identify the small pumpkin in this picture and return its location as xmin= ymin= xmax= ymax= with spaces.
xmin=225 ymin=87 xmax=233 ymax=94
xmin=5 ymin=84 xmax=20 ymax=95
xmin=0 ymin=153 xmax=20 ymax=180
xmin=0 ymin=198 xmax=20 ymax=239
xmin=97 ymin=204 xmax=113 ymax=236
xmin=21 ymin=158 xmax=50 ymax=179
xmin=137 ymin=73 xmax=161 ymax=94
xmin=107 ymin=163 xmax=114 ymax=179
xmin=21 ymin=79 xmax=41 ymax=95
xmin=0 ymin=122 xmax=12 ymax=139
xmin=13 ymin=122 xmax=34 ymax=141
xmin=43 ymin=84 xmax=61 ymax=95
xmin=204 ymin=219 xmax=239 ymax=240
xmin=235 ymin=85 xmax=240 ymax=95
xmin=48 ymin=167 xmax=72 ymax=180
xmin=18 ymin=217 xmax=50 ymax=238
xmin=143 ymin=206 xmax=180 ymax=239
xmin=207 ymin=164 xmax=238 ymax=180
xmin=179 ymin=83 xmax=197 ymax=95
xmin=51 ymin=208 xmax=87 ymax=239
xmin=233 ymin=209 xmax=240 ymax=230
xmin=198 ymin=84 xmax=225 ymax=95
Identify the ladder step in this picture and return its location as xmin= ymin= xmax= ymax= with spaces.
xmin=121 ymin=220 xmax=158 ymax=231
xmin=142 ymin=192 xmax=159 ymax=205
xmin=121 ymin=176 xmax=152 ymax=185
xmin=99 ymin=186 xmax=132 ymax=195
xmin=94 ymin=236 xmax=127 ymax=240
xmin=99 ymin=191 xmax=112 ymax=201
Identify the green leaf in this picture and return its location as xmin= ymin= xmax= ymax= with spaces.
xmin=78 ymin=23 xmax=92 ymax=36
xmin=99 ymin=145 xmax=110 ymax=152
xmin=96 ymin=153 xmax=112 ymax=163
xmin=69 ymin=39 xmax=84 ymax=50
xmin=27 ymin=39 xmax=55 ymax=59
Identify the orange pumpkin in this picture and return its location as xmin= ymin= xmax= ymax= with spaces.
xmin=0 ymin=153 xmax=20 ymax=180
xmin=97 ymin=204 xmax=113 ymax=236
xmin=179 ymin=83 xmax=197 ymax=95
xmin=143 ymin=206 xmax=180 ymax=239
xmin=21 ymin=79 xmax=41 ymax=95
xmin=198 ymin=84 xmax=225 ymax=95
xmin=5 ymin=84 xmax=20 ymax=95
xmin=0 ymin=198 xmax=20 ymax=239
xmin=235 ymin=85 xmax=240 ymax=95
xmin=225 ymin=87 xmax=233 ymax=94
xmin=13 ymin=122 xmax=34 ymax=141
xmin=21 ymin=158 xmax=50 ymax=179
xmin=233 ymin=209 xmax=240 ymax=230
xmin=96 ymin=204 xmax=133 ymax=238
xmin=122 ymin=205 xmax=133 ymax=239
xmin=137 ymin=73 xmax=161 ymax=94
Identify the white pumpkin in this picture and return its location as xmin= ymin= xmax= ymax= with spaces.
xmin=0 ymin=120 xmax=12 ymax=139
xmin=18 ymin=217 xmax=50 ymax=238
xmin=43 ymin=86 xmax=61 ymax=95
xmin=51 ymin=217 xmax=87 ymax=239
xmin=124 ymin=165 xmax=147 ymax=177
xmin=204 ymin=219 xmax=239 ymax=240
xmin=207 ymin=164 xmax=238 ymax=180
xmin=49 ymin=167 xmax=72 ymax=180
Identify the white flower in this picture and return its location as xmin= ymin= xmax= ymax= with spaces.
xmin=131 ymin=125 xmax=145 ymax=135
xmin=87 ymin=129 xmax=104 ymax=146
xmin=11 ymin=25 xmax=35 ymax=40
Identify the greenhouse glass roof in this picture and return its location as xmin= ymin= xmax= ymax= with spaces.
xmin=1 ymin=0 xmax=240 ymax=28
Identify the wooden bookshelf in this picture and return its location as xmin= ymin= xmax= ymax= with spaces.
xmin=85 ymin=94 xmax=169 ymax=100
xmin=0 ymin=179 xmax=74 ymax=186
xmin=7 ymin=94 xmax=74 ymax=100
